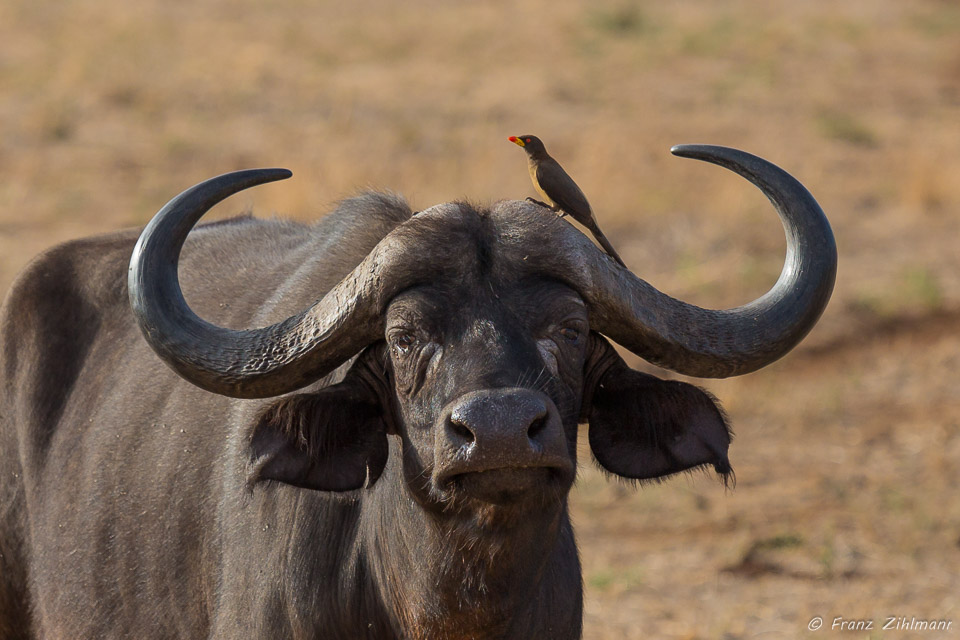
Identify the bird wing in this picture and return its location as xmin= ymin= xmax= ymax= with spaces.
xmin=535 ymin=160 xmax=593 ymax=219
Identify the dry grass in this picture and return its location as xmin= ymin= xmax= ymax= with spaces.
xmin=2 ymin=0 xmax=958 ymax=637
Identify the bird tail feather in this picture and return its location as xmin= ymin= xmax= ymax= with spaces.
xmin=590 ymin=226 xmax=627 ymax=268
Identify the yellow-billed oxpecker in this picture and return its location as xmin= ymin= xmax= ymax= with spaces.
xmin=509 ymin=134 xmax=626 ymax=267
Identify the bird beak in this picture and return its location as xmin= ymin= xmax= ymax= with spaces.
xmin=508 ymin=136 xmax=525 ymax=148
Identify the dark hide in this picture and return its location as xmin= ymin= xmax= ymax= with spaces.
xmin=0 ymin=193 xmax=730 ymax=639
xmin=249 ymin=346 xmax=390 ymax=492
xmin=586 ymin=340 xmax=733 ymax=483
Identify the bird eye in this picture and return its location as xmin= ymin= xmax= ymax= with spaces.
xmin=525 ymin=138 xmax=531 ymax=143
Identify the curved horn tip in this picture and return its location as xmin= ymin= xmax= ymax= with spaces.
xmin=670 ymin=144 xmax=734 ymax=160
xmin=216 ymin=167 xmax=294 ymax=185
xmin=245 ymin=167 xmax=293 ymax=181
xmin=670 ymin=143 xmax=697 ymax=156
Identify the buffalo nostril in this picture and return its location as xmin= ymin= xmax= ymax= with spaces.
xmin=527 ymin=413 xmax=549 ymax=441
xmin=435 ymin=389 xmax=573 ymax=484
xmin=447 ymin=416 xmax=476 ymax=445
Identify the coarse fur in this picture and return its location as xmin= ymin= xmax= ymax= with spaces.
xmin=0 ymin=192 xmax=731 ymax=639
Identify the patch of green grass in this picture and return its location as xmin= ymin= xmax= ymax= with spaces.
xmin=680 ymin=16 xmax=737 ymax=56
xmin=163 ymin=135 xmax=197 ymax=160
xmin=588 ymin=569 xmax=615 ymax=590
xmin=711 ymin=58 xmax=781 ymax=102
xmin=820 ymin=477 xmax=850 ymax=501
xmin=879 ymin=486 xmax=908 ymax=512
xmin=755 ymin=533 xmax=804 ymax=551
xmin=901 ymin=266 xmax=943 ymax=311
xmin=811 ymin=17 xmax=868 ymax=44
xmin=854 ymin=265 xmax=944 ymax=318
xmin=587 ymin=565 xmax=645 ymax=592
xmin=39 ymin=104 xmax=76 ymax=142
xmin=818 ymin=540 xmax=835 ymax=576
xmin=911 ymin=6 xmax=960 ymax=38
xmin=588 ymin=4 xmax=655 ymax=37
xmin=815 ymin=109 xmax=879 ymax=148
xmin=676 ymin=249 xmax=710 ymax=292
xmin=850 ymin=292 xmax=886 ymax=318
xmin=738 ymin=255 xmax=780 ymax=291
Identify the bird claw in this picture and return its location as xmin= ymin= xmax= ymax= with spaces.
xmin=525 ymin=197 xmax=551 ymax=209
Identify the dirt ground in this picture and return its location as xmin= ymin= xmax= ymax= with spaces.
xmin=2 ymin=1 xmax=958 ymax=638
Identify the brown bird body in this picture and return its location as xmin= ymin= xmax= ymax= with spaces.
xmin=509 ymin=135 xmax=625 ymax=267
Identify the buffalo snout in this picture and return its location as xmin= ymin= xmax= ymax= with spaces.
xmin=433 ymin=388 xmax=574 ymax=500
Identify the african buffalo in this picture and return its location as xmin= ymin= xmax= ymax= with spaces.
xmin=0 ymin=145 xmax=836 ymax=639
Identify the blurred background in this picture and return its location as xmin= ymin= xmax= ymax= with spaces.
xmin=1 ymin=0 xmax=958 ymax=637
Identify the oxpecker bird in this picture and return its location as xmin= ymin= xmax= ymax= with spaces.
xmin=509 ymin=135 xmax=626 ymax=267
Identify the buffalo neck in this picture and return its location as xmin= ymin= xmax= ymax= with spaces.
xmin=354 ymin=439 xmax=582 ymax=640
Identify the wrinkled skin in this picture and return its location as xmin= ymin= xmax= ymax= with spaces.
xmin=386 ymin=280 xmax=585 ymax=502
xmin=0 ymin=196 xmax=731 ymax=639
xmin=370 ymin=281 xmax=588 ymax=637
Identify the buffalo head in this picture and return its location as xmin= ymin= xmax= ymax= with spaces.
xmin=127 ymin=144 xmax=836 ymax=512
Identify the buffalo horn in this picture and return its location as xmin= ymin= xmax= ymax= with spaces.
xmin=129 ymin=169 xmax=426 ymax=398
xmin=573 ymin=144 xmax=837 ymax=377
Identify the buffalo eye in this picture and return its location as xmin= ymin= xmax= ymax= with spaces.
xmin=557 ymin=323 xmax=584 ymax=344
xmin=391 ymin=332 xmax=418 ymax=356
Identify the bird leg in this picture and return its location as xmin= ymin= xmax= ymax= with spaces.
xmin=522 ymin=197 xmax=568 ymax=219
xmin=525 ymin=197 xmax=552 ymax=209
xmin=544 ymin=203 xmax=565 ymax=216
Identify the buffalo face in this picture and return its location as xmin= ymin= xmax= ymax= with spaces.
xmin=249 ymin=269 xmax=734 ymax=508
xmin=385 ymin=279 xmax=584 ymax=508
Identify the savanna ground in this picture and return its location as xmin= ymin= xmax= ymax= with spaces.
xmin=2 ymin=0 xmax=958 ymax=637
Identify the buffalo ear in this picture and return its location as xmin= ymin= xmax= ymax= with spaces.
xmin=249 ymin=381 xmax=388 ymax=492
xmin=587 ymin=358 xmax=732 ymax=483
